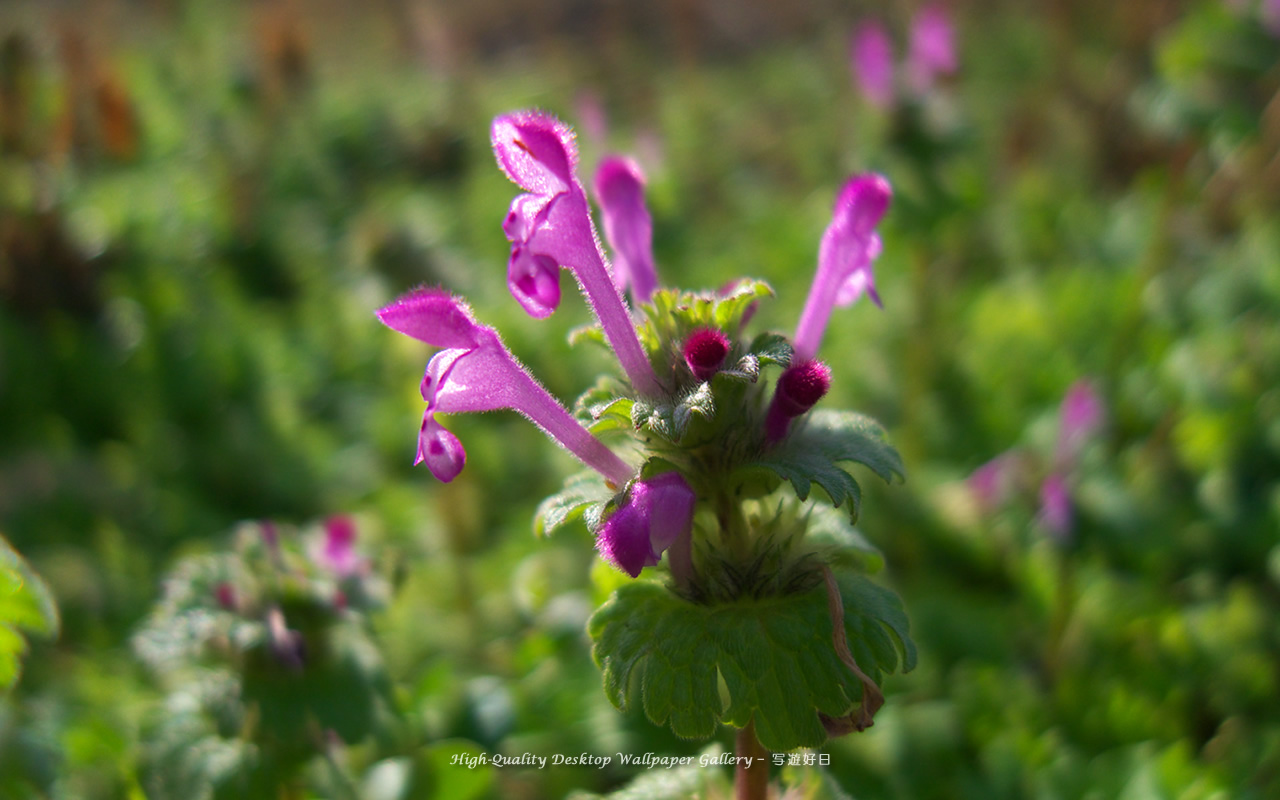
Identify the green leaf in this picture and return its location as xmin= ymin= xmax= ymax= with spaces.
xmin=535 ymin=472 xmax=613 ymax=537
xmin=747 ymin=332 xmax=794 ymax=368
xmin=804 ymin=504 xmax=885 ymax=574
xmin=0 ymin=534 xmax=60 ymax=691
xmin=673 ymin=382 xmax=716 ymax=437
xmin=712 ymin=280 xmax=774 ymax=331
xmin=737 ymin=410 xmax=904 ymax=521
xmin=589 ymin=574 xmax=914 ymax=752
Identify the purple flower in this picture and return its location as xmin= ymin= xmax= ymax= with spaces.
xmin=315 ymin=515 xmax=365 ymax=578
xmin=792 ymin=174 xmax=890 ymax=364
xmin=1264 ymin=0 xmax=1280 ymax=35
xmin=594 ymin=156 xmax=659 ymax=306
xmin=377 ymin=288 xmax=634 ymax=486
xmin=1054 ymin=380 xmax=1103 ymax=470
xmin=683 ymin=328 xmax=730 ymax=381
xmin=906 ymin=4 xmax=957 ymax=94
xmin=575 ymin=89 xmax=609 ymax=143
xmin=1037 ymin=473 xmax=1072 ymax=540
xmin=851 ymin=21 xmax=895 ymax=109
xmin=967 ymin=451 xmax=1019 ymax=513
xmin=765 ymin=360 xmax=832 ymax=442
xmin=492 ymin=111 xmax=663 ymax=396
xmin=596 ymin=473 xmax=696 ymax=578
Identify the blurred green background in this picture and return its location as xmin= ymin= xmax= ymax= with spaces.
xmin=2 ymin=0 xmax=1279 ymax=797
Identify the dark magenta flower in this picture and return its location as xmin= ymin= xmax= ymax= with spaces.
xmin=378 ymin=288 xmax=633 ymax=486
xmin=967 ymin=452 xmax=1020 ymax=513
xmin=683 ymin=328 xmax=730 ymax=382
xmin=492 ymin=111 xmax=662 ymax=396
xmin=596 ymin=473 xmax=696 ymax=578
xmin=906 ymin=4 xmax=957 ymax=93
xmin=851 ymin=21 xmax=894 ymax=108
xmin=594 ymin=156 xmax=658 ymax=306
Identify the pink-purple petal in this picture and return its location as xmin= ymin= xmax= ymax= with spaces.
xmin=594 ymin=156 xmax=658 ymax=304
xmin=376 ymin=288 xmax=482 ymax=349
xmin=491 ymin=111 xmax=576 ymax=196
xmin=507 ymin=248 xmax=562 ymax=319
xmin=596 ymin=473 xmax=696 ymax=578
xmin=907 ymin=4 xmax=957 ymax=93
xmin=851 ymin=21 xmax=895 ymax=108
xmin=416 ymin=416 xmax=466 ymax=482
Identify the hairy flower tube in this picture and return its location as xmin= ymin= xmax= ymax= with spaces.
xmin=378 ymin=288 xmax=633 ymax=487
xmin=492 ymin=111 xmax=663 ymax=396
xmin=594 ymin=156 xmax=659 ymax=306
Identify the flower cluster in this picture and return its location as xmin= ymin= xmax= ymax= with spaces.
xmin=379 ymin=110 xmax=892 ymax=584
xmin=968 ymin=380 xmax=1105 ymax=539
xmin=851 ymin=3 xmax=957 ymax=108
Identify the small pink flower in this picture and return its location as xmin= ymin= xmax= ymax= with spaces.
xmin=1055 ymin=380 xmax=1103 ymax=470
xmin=851 ymin=21 xmax=895 ymax=108
xmin=596 ymin=473 xmax=696 ymax=578
xmin=378 ymin=288 xmax=634 ymax=486
xmin=906 ymin=4 xmax=957 ymax=94
xmin=967 ymin=452 xmax=1019 ymax=513
xmin=1037 ymin=474 xmax=1072 ymax=539
xmin=792 ymin=174 xmax=890 ymax=365
xmin=594 ymin=156 xmax=659 ymax=306
xmin=492 ymin=111 xmax=662 ymax=396
xmin=315 ymin=516 xmax=366 ymax=578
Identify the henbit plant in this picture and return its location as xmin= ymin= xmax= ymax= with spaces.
xmin=378 ymin=110 xmax=915 ymax=797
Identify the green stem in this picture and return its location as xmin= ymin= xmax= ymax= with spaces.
xmin=734 ymin=720 xmax=769 ymax=800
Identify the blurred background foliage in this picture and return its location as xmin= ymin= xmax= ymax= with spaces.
xmin=1 ymin=0 xmax=1278 ymax=797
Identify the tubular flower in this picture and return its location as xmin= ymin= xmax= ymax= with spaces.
xmin=850 ymin=21 xmax=894 ymax=109
xmin=1054 ymin=380 xmax=1103 ymax=470
xmin=1037 ymin=473 xmax=1072 ymax=539
xmin=906 ymin=3 xmax=957 ymax=93
xmin=792 ymin=174 xmax=890 ymax=365
xmin=492 ymin=111 xmax=663 ymax=396
xmin=596 ymin=473 xmax=696 ymax=579
xmin=377 ymin=288 xmax=633 ymax=487
xmin=767 ymin=175 xmax=889 ymax=441
xmin=594 ymin=156 xmax=659 ymax=306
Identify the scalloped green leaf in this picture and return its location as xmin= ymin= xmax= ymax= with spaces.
xmin=589 ymin=574 xmax=914 ymax=752
xmin=1 ymin=534 xmax=60 ymax=691
xmin=535 ymin=472 xmax=613 ymax=537
xmin=737 ymin=410 xmax=904 ymax=521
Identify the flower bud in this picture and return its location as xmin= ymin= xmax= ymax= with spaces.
xmin=683 ymin=328 xmax=730 ymax=382
xmin=765 ymin=360 xmax=832 ymax=441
